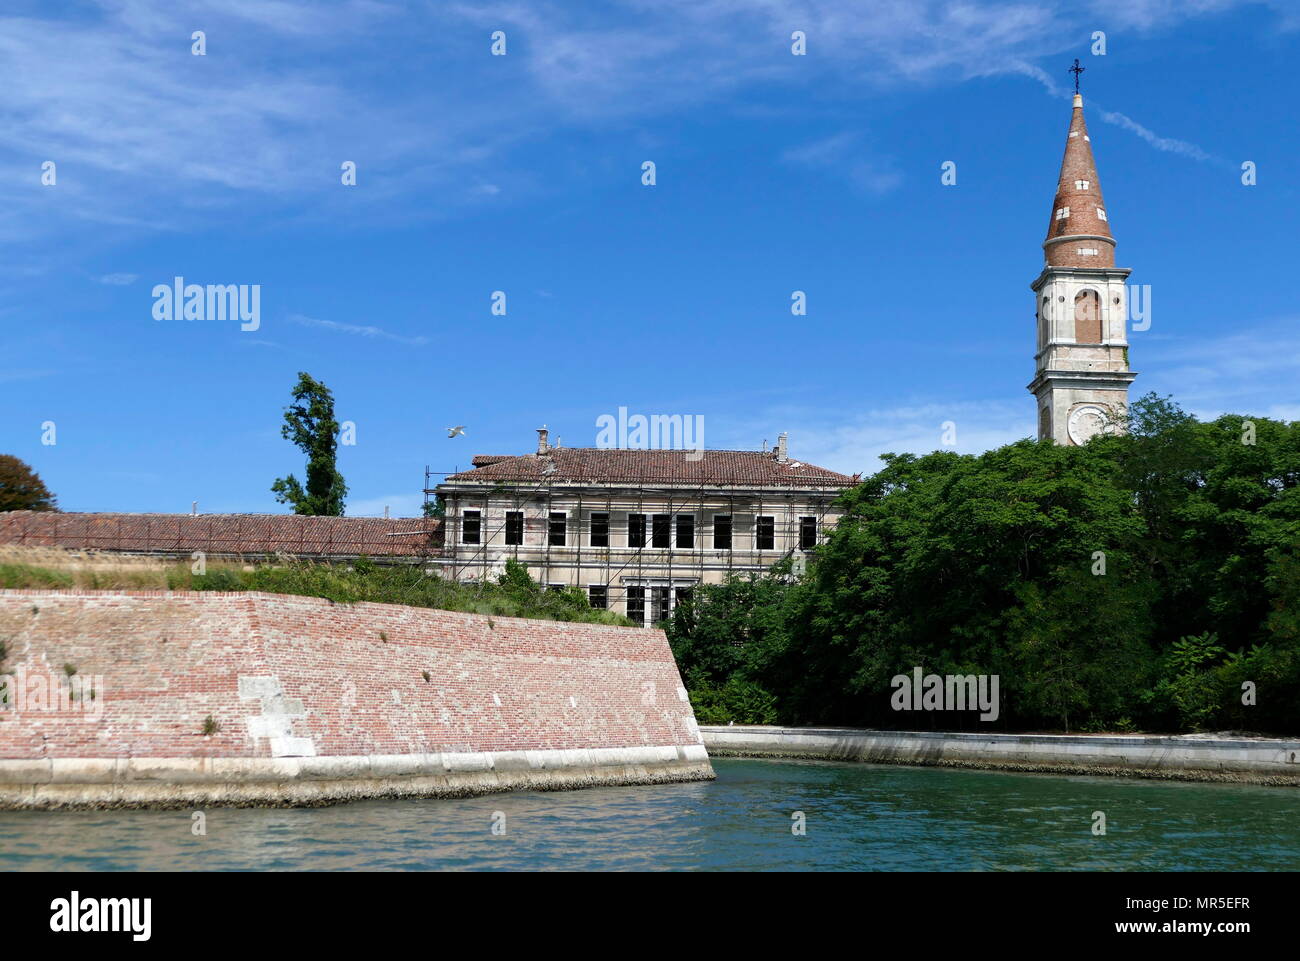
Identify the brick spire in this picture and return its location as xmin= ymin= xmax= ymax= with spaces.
xmin=1044 ymin=93 xmax=1115 ymax=268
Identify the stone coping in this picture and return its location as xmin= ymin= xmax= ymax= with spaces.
xmin=0 ymin=744 xmax=713 ymax=809
xmin=701 ymin=725 xmax=1300 ymax=751
xmin=700 ymin=726 xmax=1300 ymax=786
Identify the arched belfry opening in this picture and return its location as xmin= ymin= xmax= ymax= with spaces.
xmin=1074 ymin=289 xmax=1101 ymax=343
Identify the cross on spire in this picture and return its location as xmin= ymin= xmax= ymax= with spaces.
xmin=1069 ymin=58 xmax=1085 ymax=95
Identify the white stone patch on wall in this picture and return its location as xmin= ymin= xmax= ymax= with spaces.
xmin=238 ymin=675 xmax=316 ymax=758
xmin=683 ymin=715 xmax=702 ymax=742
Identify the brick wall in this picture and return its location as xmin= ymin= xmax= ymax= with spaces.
xmin=0 ymin=511 xmax=442 ymax=558
xmin=0 ymin=591 xmax=703 ymax=762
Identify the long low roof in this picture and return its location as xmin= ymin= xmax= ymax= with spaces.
xmin=0 ymin=511 xmax=442 ymax=557
xmin=444 ymin=448 xmax=857 ymax=488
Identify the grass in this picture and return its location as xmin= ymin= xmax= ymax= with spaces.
xmin=0 ymin=546 xmax=632 ymax=627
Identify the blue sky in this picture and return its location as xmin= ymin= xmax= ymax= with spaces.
xmin=3 ymin=0 xmax=1298 ymax=516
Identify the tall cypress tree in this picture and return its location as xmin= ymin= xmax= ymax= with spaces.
xmin=271 ymin=372 xmax=348 ymax=516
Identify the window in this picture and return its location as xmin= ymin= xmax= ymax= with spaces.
xmin=462 ymin=510 xmax=481 ymax=544
xmin=676 ymin=514 xmax=694 ymax=549
xmin=505 ymin=511 xmax=524 ymax=545
xmin=547 ymin=584 xmax=564 ymax=593
xmin=674 ymin=587 xmax=693 ymax=608
xmin=628 ymin=513 xmax=646 ymax=548
xmin=713 ymin=515 xmax=732 ymax=550
xmin=1055 ymin=206 xmax=1070 ymax=220
xmin=756 ymin=515 xmax=775 ymax=550
xmin=652 ymin=514 xmax=671 ymax=549
xmin=799 ymin=516 xmax=817 ymax=550
xmin=652 ymin=587 xmax=671 ymax=624
xmin=588 ymin=585 xmax=607 ymax=609
xmin=548 ymin=512 xmax=566 ymax=546
xmin=1096 ymin=207 xmax=1107 ymax=221
xmin=590 ymin=512 xmax=609 ymax=548
xmin=626 ymin=587 xmax=645 ymax=626
xmin=1074 ymin=180 xmax=1090 ymax=190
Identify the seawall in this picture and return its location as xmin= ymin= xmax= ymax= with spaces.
xmin=701 ymin=726 xmax=1300 ymax=786
xmin=0 ymin=590 xmax=712 ymax=808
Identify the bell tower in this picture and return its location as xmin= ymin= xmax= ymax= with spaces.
xmin=1028 ymin=63 xmax=1136 ymax=445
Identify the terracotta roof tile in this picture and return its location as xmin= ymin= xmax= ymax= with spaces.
xmin=444 ymin=448 xmax=856 ymax=488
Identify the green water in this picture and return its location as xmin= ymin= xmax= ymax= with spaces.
xmin=1 ymin=758 xmax=1296 ymax=871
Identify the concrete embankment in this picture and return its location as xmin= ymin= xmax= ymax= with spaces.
xmin=702 ymin=725 xmax=1300 ymax=786
xmin=0 ymin=590 xmax=713 ymax=809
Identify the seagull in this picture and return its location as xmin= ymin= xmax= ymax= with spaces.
xmin=446 ymin=426 xmax=466 ymax=438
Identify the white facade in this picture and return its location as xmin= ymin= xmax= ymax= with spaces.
xmin=436 ymin=474 xmax=848 ymax=625
xmin=1028 ymin=265 xmax=1137 ymax=444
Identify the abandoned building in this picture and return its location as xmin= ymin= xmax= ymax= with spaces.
xmin=430 ymin=428 xmax=856 ymax=624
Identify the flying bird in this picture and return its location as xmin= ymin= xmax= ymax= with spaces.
xmin=446 ymin=426 xmax=466 ymax=438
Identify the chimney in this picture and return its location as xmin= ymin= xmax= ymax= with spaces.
xmin=191 ymin=501 xmax=198 ymax=516
xmin=775 ymin=432 xmax=788 ymax=464
xmin=536 ymin=426 xmax=549 ymax=455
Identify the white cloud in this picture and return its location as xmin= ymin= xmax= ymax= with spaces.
xmin=1138 ymin=318 xmax=1300 ymax=416
xmin=0 ymin=0 xmax=1275 ymax=242
xmin=99 ymin=272 xmax=138 ymax=285
xmin=1095 ymin=109 xmax=1221 ymax=164
xmin=781 ymin=132 xmax=901 ymax=195
xmin=0 ymin=368 xmax=57 ymax=384
xmin=996 ymin=59 xmax=1224 ymax=165
xmin=287 ymin=313 xmax=430 ymax=346
xmin=346 ymin=493 xmax=426 ymax=518
xmin=714 ymin=398 xmax=1034 ymax=476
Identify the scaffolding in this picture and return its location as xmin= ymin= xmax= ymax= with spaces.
xmin=424 ymin=454 xmax=853 ymax=626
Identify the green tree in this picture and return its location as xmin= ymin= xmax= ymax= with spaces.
xmin=271 ymin=372 xmax=348 ymax=516
xmin=1150 ymin=632 xmax=1229 ymax=732
xmin=0 ymin=455 xmax=57 ymax=512
xmin=666 ymin=566 xmax=793 ymax=685
xmin=1005 ymin=568 xmax=1155 ymax=732
xmin=774 ymin=438 xmax=1150 ymax=728
xmin=661 ymin=393 xmax=1300 ymax=733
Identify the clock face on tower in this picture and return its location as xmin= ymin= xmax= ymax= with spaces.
xmin=1067 ymin=404 xmax=1110 ymax=445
